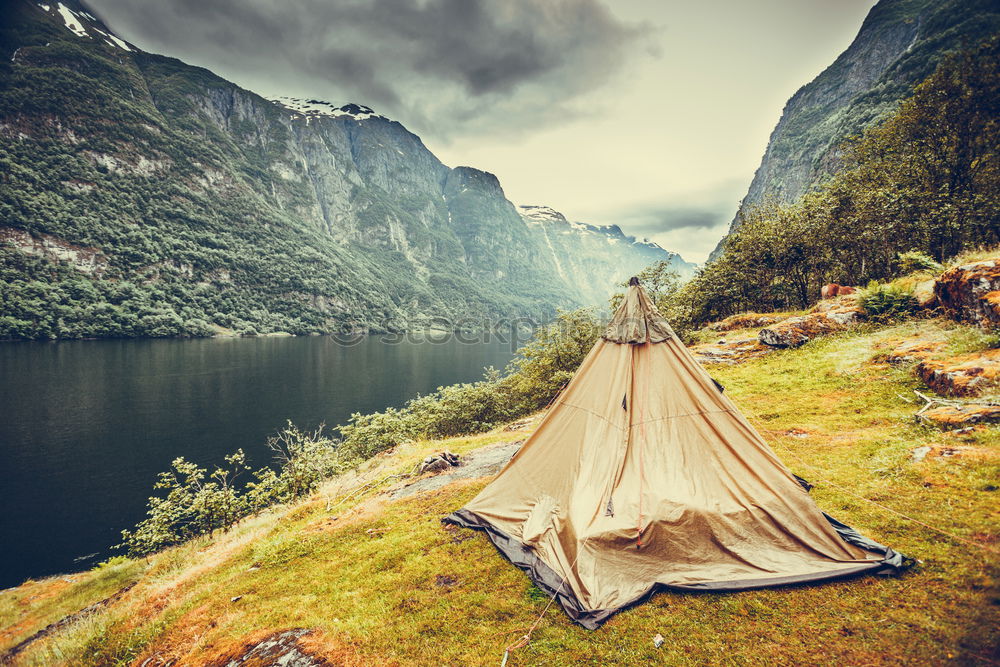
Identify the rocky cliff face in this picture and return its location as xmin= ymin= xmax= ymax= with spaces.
xmin=518 ymin=205 xmax=697 ymax=305
xmin=711 ymin=0 xmax=1000 ymax=260
xmin=0 ymin=0 xmax=683 ymax=338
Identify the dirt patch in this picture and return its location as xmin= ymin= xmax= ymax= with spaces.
xmin=708 ymin=312 xmax=788 ymax=332
xmin=871 ymin=338 xmax=947 ymax=365
xmin=389 ymin=440 xmax=521 ymax=500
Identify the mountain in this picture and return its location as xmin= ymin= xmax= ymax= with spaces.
xmin=0 ymin=0 xmax=684 ymax=340
xmin=710 ymin=0 xmax=1000 ymax=260
xmin=518 ymin=205 xmax=696 ymax=305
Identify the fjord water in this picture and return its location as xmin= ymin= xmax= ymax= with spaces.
xmin=0 ymin=335 xmax=515 ymax=589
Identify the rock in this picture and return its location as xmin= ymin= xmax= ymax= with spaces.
xmin=219 ymin=628 xmax=327 ymax=667
xmin=873 ymin=338 xmax=946 ymax=365
xmin=653 ymin=634 xmax=665 ymax=648
xmin=922 ymin=404 xmax=1000 ymax=427
xmin=911 ymin=446 xmax=932 ymax=462
xmin=392 ymin=441 xmax=520 ymax=500
xmin=933 ymin=259 xmax=1000 ymax=329
xmin=417 ymin=450 xmax=460 ymax=474
xmin=758 ymin=295 xmax=864 ymax=347
xmin=821 ymin=284 xmax=857 ymax=299
xmin=708 ymin=312 xmax=787 ymax=332
xmin=915 ymin=349 xmax=1000 ymax=397
xmin=690 ymin=338 xmax=773 ymax=364
xmin=912 ymin=278 xmax=938 ymax=308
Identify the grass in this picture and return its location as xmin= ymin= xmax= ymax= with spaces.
xmin=1 ymin=319 xmax=998 ymax=666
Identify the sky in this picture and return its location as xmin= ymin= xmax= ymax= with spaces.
xmin=86 ymin=0 xmax=879 ymax=264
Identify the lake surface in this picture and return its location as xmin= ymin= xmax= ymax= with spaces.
xmin=0 ymin=334 xmax=515 ymax=589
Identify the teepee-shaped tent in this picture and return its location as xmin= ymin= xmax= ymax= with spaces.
xmin=445 ymin=278 xmax=909 ymax=629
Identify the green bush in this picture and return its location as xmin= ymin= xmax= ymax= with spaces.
xmin=857 ymin=281 xmax=919 ymax=322
xmin=896 ymin=251 xmax=944 ymax=275
xmin=118 ymin=425 xmax=342 ymax=557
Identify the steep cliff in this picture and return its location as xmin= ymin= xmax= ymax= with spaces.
xmin=1 ymin=0 xmax=678 ymax=339
xmin=518 ymin=205 xmax=697 ymax=305
xmin=711 ymin=0 xmax=1000 ymax=260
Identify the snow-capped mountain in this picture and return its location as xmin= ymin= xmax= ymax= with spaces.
xmin=519 ymin=205 xmax=696 ymax=305
xmin=1 ymin=0 xmax=694 ymax=339
xmin=30 ymin=0 xmax=137 ymax=51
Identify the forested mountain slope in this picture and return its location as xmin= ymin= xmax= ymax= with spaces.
xmin=0 ymin=0 xmax=683 ymax=339
xmin=711 ymin=0 xmax=1000 ymax=260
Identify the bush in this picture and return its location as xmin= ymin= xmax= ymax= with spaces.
xmin=897 ymin=251 xmax=944 ymax=275
xmin=118 ymin=426 xmax=341 ymax=557
xmin=857 ymin=281 xmax=919 ymax=322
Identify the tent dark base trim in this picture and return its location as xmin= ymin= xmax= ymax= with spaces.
xmin=443 ymin=509 xmax=912 ymax=631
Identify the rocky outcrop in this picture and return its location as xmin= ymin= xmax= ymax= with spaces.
xmin=690 ymin=338 xmax=773 ymax=365
xmin=3 ymin=0 xmax=694 ymax=338
xmin=712 ymin=0 xmax=1000 ymax=260
xmin=707 ymin=312 xmax=786 ymax=332
xmin=934 ymin=259 xmax=1000 ymax=329
xmin=916 ymin=349 xmax=1000 ymax=397
xmin=921 ymin=404 xmax=1000 ymax=427
xmin=758 ymin=295 xmax=864 ymax=347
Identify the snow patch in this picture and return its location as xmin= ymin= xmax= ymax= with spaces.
xmin=268 ymin=96 xmax=386 ymax=121
xmin=38 ymin=3 xmax=51 ymax=11
xmin=92 ymin=27 xmax=133 ymax=51
xmin=56 ymin=3 xmax=89 ymax=38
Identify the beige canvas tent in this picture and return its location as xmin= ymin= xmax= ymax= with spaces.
xmin=445 ymin=278 xmax=910 ymax=629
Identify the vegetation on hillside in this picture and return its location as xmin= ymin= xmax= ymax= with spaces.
xmin=4 ymin=317 xmax=997 ymax=665
xmin=0 ymin=4 xmax=574 ymax=341
xmin=680 ymin=38 xmax=999 ymax=330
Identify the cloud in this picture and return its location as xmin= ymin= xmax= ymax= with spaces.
xmin=85 ymin=0 xmax=651 ymax=139
xmin=594 ymin=179 xmax=748 ymax=263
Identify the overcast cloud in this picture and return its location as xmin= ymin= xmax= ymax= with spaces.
xmin=86 ymin=0 xmax=651 ymax=138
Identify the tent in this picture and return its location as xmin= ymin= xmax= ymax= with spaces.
xmin=445 ymin=278 xmax=911 ymax=629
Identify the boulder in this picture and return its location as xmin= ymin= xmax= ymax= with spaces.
xmin=873 ymin=338 xmax=946 ymax=365
xmin=690 ymin=338 xmax=773 ymax=364
xmin=921 ymin=404 xmax=1000 ymax=427
xmin=821 ymin=283 xmax=840 ymax=299
xmin=417 ymin=450 xmax=460 ymax=474
xmin=759 ymin=295 xmax=864 ymax=348
xmin=933 ymin=259 xmax=1000 ymax=329
xmin=708 ymin=312 xmax=787 ymax=332
xmin=915 ymin=349 xmax=1000 ymax=397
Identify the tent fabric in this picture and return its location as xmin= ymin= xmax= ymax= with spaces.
xmin=444 ymin=280 xmax=911 ymax=629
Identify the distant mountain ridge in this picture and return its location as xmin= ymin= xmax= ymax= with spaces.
xmin=711 ymin=0 xmax=1000 ymax=260
xmin=0 ymin=0 xmax=689 ymax=339
xmin=518 ymin=205 xmax=696 ymax=305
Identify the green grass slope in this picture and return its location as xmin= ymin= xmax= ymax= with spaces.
xmin=1 ymin=318 xmax=997 ymax=665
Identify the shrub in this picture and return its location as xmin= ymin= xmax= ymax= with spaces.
xmin=118 ymin=426 xmax=341 ymax=557
xmin=857 ymin=281 xmax=919 ymax=322
xmin=897 ymin=251 xmax=944 ymax=275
